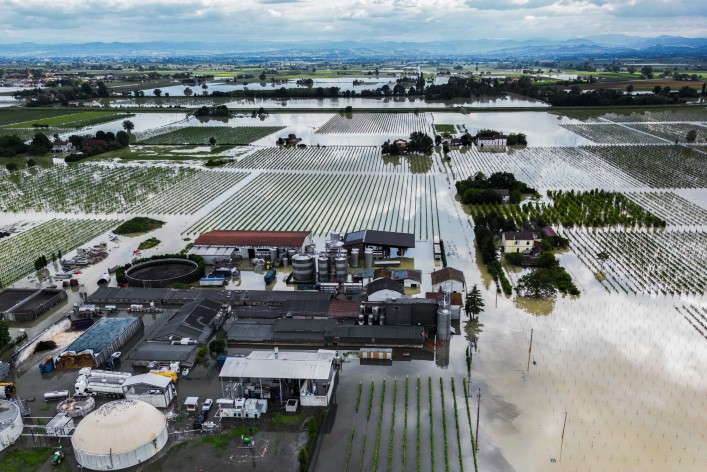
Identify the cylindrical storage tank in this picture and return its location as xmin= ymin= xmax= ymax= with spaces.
xmin=350 ymin=248 xmax=360 ymax=268
xmin=334 ymin=254 xmax=348 ymax=283
xmin=437 ymin=305 xmax=452 ymax=342
xmin=291 ymin=254 xmax=315 ymax=283
xmin=281 ymin=257 xmax=289 ymax=268
xmin=72 ymin=399 xmax=168 ymax=471
xmin=269 ymin=247 xmax=278 ymax=262
xmin=364 ymin=249 xmax=374 ymax=268
xmin=287 ymin=249 xmax=296 ymax=259
xmin=318 ymin=254 xmax=329 ymax=282
xmin=0 ymin=400 xmax=23 ymax=453
xmin=329 ymin=230 xmax=340 ymax=243
xmin=305 ymin=244 xmax=316 ymax=255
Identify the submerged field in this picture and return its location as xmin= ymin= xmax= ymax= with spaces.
xmin=1 ymin=106 xmax=706 ymax=471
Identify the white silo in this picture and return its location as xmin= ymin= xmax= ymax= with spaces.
xmin=350 ymin=248 xmax=360 ymax=268
xmin=364 ymin=249 xmax=374 ymax=268
xmin=71 ymin=399 xmax=168 ymax=470
xmin=291 ymin=254 xmax=315 ymax=283
xmin=318 ymin=253 xmax=330 ymax=282
xmin=436 ymin=292 xmax=452 ymax=342
xmin=0 ymin=400 xmax=23 ymax=452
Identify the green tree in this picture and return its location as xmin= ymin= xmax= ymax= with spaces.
xmin=209 ymin=338 xmax=226 ymax=353
xmin=122 ymin=120 xmax=135 ymax=134
xmin=641 ymin=65 xmax=653 ymax=79
xmin=515 ymin=270 xmax=557 ymax=298
xmin=259 ymin=71 xmax=266 ymax=81
xmin=686 ymin=129 xmax=697 ymax=143
xmin=0 ymin=320 xmax=11 ymax=350
xmin=208 ymin=136 xmax=216 ymax=146
xmin=116 ymin=131 xmax=130 ymax=147
xmin=465 ymin=284 xmax=485 ymax=320
xmin=5 ymin=162 xmax=18 ymax=172
xmin=96 ymin=81 xmax=109 ymax=97
xmin=627 ymin=65 xmax=637 ymax=74
xmin=626 ymin=84 xmax=634 ymax=93
xmin=408 ymin=131 xmax=434 ymax=154
xmin=597 ymin=251 xmax=609 ymax=272
xmin=153 ymin=88 xmax=162 ymax=97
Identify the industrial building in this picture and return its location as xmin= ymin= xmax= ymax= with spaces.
xmin=189 ymin=230 xmax=314 ymax=264
xmin=0 ymin=400 xmax=23 ymax=452
xmin=56 ymin=316 xmax=143 ymax=369
xmin=342 ymin=229 xmax=415 ymax=258
xmin=122 ymin=373 xmax=176 ymax=408
xmin=0 ymin=288 xmax=67 ymax=322
xmin=71 ymin=400 xmax=169 ymax=471
xmin=150 ymin=298 xmax=228 ymax=344
xmin=130 ymin=343 xmax=199 ymax=368
xmin=366 ymin=278 xmax=406 ymax=301
xmin=219 ymin=349 xmax=338 ymax=407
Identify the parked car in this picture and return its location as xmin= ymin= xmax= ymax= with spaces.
xmin=202 ymin=398 xmax=213 ymax=412
xmin=193 ymin=412 xmax=205 ymax=430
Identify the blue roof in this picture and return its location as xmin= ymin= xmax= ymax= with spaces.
xmin=65 ymin=317 xmax=141 ymax=354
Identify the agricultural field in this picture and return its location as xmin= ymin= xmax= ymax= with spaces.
xmin=0 ymin=218 xmax=118 ymax=288
xmin=137 ymin=126 xmax=285 ymax=145
xmin=316 ymin=113 xmax=432 ymax=135
xmin=567 ymin=228 xmax=707 ymax=295
xmin=626 ymin=122 xmax=707 ymax=144
xmin=626 ymin=192 xmax=707 ymax=226
xmin=0 ymin=108 xmax=83 ymax=127
xmin=228 ymin=146 xmax=433 ymax=173
xmin=448 ymin=146 xmax=643 ymax=190
xmin=337 ymin=377 xmax=476 ymax=472
xmin=0 ymin=164 xmax=197 ymax=213
xmin=675 ymin=305 xmax=707 ymax=341
xmin=600 ymin=108 xmax=707 ymax=123
xmin=131 ymin=170 xmax=248 ymax=215
xmin=587 ymin=145 xmax=707 ymax=188
xmin=559 ymin=123 xmax=666 ymax=144
xmin=466 ymin=190 xmax=665 ymax=228
xmin=185 ymin=171 xmax=440 ymax=239
xmin=3 ymin=111 xmax=130 ymax=129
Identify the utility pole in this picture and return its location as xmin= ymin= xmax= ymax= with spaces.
xmin=560 ymin=411 xmax=567 ymax=461
xmin=527 ymin=328 xmax=534 ymax=371
xmin=475 ymin=387 xmax=481 ymax=452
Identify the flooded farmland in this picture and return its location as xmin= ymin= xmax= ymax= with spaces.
xmin=1 ymin=106 xmax=707 ymax=471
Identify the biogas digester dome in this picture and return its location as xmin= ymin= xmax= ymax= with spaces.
xmin=71 ymin=400 xmax=168 ymax=470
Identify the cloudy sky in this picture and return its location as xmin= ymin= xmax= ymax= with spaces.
xmin=0 ymin=0 xmax=705 ymax=43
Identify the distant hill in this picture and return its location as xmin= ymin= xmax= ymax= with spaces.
xmin=0 ymin=36 xmax=706 ymax=60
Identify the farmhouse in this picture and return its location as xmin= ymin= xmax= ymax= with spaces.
xmin=502 ymin=231 xmax=541 ymax=253
xmin=189 ymin=230 xmax=313 ymax=264
xmin=51 ymin=140 xmax=73 ymax=152
xmin=490 ymin=188 xmax=510 ymax=203
xmin=478 ymin=135 xmax=507 ymax=149
xmin=393 ymin=139 xmax=408 ymax=150
xmin=276 ymin=133 xmax=302 ymax=146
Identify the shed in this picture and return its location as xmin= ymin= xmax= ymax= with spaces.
xmin=431 ymin=267 xmax=466 ymax=293
xmin=366 ymin=278 xmax=405 ymax=302
xmin=122 ymin=373 xmax=176 ymax=408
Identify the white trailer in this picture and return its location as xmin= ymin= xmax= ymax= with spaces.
xmin=75 ymin=368 xmax=132 ymax=397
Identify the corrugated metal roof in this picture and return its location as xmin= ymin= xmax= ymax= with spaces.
xmin=367 ymin=278 xmax=405 ymax=295
xmin=130 ymin=343 xmax=198 ymax=362
xmin=219 ymin=349 xmax=336 ymax=380
xmin=122 ymin=373 xmax=172 ymax=389
xmin=65 ymin=317 xmax=141 ymax=354
xmin=151 ymin=299 xmax=222 ymax=343
xmin=194 ymin=230 xmax=311 ymax=247
xmin=227 ymin=320 xmax=275 ymax=342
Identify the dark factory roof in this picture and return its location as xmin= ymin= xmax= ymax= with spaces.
xmin=227 ymin=320 xmax=276 ymax=342
xmin=130 ymin=343 xmax=198 ymax=363
xmin=193 ymin=230 xmax=311 ymax=248
xmin=151 ymin=299 xmax=223 ymax=343
xmin=430 ymin=267 xmax=466 ymax=286
xmin=367 ymin=278 xmax=405 ymax=296
xmin=343 ymin=230 xmax=415 ymax=249
xmin=333 ymin=324 xmax=426 ymax=341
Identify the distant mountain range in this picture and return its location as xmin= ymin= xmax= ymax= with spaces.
xmin=1 ymin=35 xmax=706 ymax=60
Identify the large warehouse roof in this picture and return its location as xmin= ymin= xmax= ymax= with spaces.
xmin=220 ymin=349 xmax=336 ymax=380
xmin=193 ymin=230 xmax=311 ymax=247
xmin=343 ymin=230 xmax=415 ymax=248
xmin=65 ymin=317 xmax=141 ymax=354
xmin=71 ymin=399 xmax=166 ymax=455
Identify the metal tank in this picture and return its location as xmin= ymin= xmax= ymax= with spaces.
xmin=318 ymin=253 xmax=330 ymax=282
xmin=329 ymin=230 xmax=341 ymax=243
xmin=305 ymin=244 xmax=316 ymax=255
xmin=364 ymin=249 xmax=374 ymax=268
xmin=287 ymin=249 xmax=296 ymax=259
xmin=334 ymin=252 xmax=348 ymax=283
xmin=291 ymin=254 xmax=315 ymax=283
xmin=436 ymin=292 xmax=452 ymax=342
xmin=281 ymin=257 xmax=289 ymax=268
xmin=350 ymin=248 xmax=360 ymax=268
xmin=269 ymin=247 xmax=278 ymax=262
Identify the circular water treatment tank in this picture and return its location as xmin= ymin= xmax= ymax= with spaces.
xmin=72 ymin=399 xmax=168 ymax=471
xmin=125 ymin=258 xmax=200 ymax=288
xmin=291 ymin=254 xmax=315 ymax=282
xmin=0 ymin=400 xmax=23 ymax=452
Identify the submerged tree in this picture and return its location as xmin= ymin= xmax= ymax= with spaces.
xmin=515 ymin=270 xmax=557 ymax=298
xmin=465 ymin=284 xmax=485 ymax=320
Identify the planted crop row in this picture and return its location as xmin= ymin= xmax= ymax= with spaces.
xmin=185 ymin=171 xmax=440 ymax=239
xmin=387 ymin=379 xmax=396 ymax=472
xmin=626 ymin=192 xmax=707 ymax=227
xmin=448 ymin=146 xmax=643 ymax=191
xmin=131 ymin=170 xmax=248 ymax=215
xmin=560 ymin=123 xmax=666 ymax=144
xmin=372 ymin=379 xmax=385 ymax=471
xmin=0 ymin=108 xmax=86 ymax=127
xmin=428 ymin=377 xmax=435 ymax=472
xmin=0 ymin=218 xmax=118 ymax=288
xmin=568 ymin=227 xmax=707 ymax=295
xmin=4 ymin=111 xmax=129 ymax=129
xmin=627 ymin=123 xmax=707 ymax=144
xmin=344 ymin=382 xmax=365 ymax=472
xmin=316 ymin=113 xmax=431 ymax=135
xmin=450 ymin=379 xmax=464 ymax=472
xmin=439 ymin=378 xmax=449 ymax=472
xmin=588 ymin=144 xmax=707 ymax=188
xmin=0 ymin=164 xmax=196 ymax=214
xmin=138 ymin=126 xmax=285 ymax=145
xmin=462 ymin=379 xmax=479 ymax=471
xmin=600 ymin=109 xmax=707 ymax=123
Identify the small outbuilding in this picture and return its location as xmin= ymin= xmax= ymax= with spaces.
xmin=431 ymin=267 xmax=466 ymax=294
xmin=71 ymin=399 xmax=168 ymax=471
xmin=366 ymin=278 xmax=405 ymax=302
xmin=342 ymin=229 xmax=415 ymax=258
xmin=122 ymin=373 xmax=177 ymax=408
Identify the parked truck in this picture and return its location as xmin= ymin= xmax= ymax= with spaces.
xmin=74 ymin=368 xmax=131 ymax=397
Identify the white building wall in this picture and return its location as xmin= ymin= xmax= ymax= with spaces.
xmin=0 ymin=406 xmax=23 ymax=451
